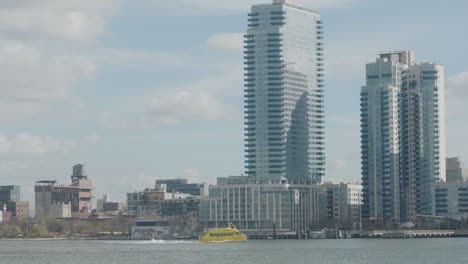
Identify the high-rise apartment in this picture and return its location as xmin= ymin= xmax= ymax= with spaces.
xmin=243 ymin=0 xmax=325 ymax=183
xmin=361 ymin=51 xmax=446 ymax=224
xmin=360 ymin=52 xmax=411 ymax=223
xmin=399 ymin=60 xmax=446 ymax=222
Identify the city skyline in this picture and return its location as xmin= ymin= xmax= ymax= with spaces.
xmin=1 ymin=0 xmax=468 ymax=207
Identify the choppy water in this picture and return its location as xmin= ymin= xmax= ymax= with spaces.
xmin=0 ymin=238 xmax=467 ymax=264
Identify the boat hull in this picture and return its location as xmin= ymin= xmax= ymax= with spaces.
xmin=199 ymin=226 xmax=248 ymax=243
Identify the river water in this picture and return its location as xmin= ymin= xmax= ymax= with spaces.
xmin=0 ymin=238 xmax=467 ymax=264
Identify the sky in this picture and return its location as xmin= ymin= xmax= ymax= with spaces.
xmin=1 ymin=0 xmax=468 ymax=206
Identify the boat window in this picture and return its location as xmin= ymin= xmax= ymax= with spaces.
xmin=209 ymin=232 xmax=235 ymax=236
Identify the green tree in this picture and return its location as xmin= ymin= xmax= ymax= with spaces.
xmin=32 ymin=223 xmax=48 ymax=238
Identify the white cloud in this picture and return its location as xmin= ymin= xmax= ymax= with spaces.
xmin=326 ymin=42 xmax=377 ymax=79
xmin=327 ymin=54 xmax=373 ymax=79
xmin=0 ymin=0 xmax=119 ymax=122
xmin=328 ymin=159 xmax=348 ymax=170
xmin=0 ymin=161 xmax=29 ymax=171
xmin=142 ymin=0 xmax=356 ymax=14
xmin=143 ymin=91 xmax=238 ymax=125
xmin=205 ymin=33 xmax=244 ymax=53
xmin=0 ymin=133 xmax=101 ymax=156
xmin=101 ymin=90 xmax=238 ymax=129
xmin=183 ymin=168 xmax=203 ymax=182
xmin=445 ymin=70 xmax=468 ymax=117
xmin=101 ymin=61 xmax=243 ymax=129
xmin=0 ymin=42 xmax=95 ymax=102
xmin=120 ymin=173 xmax=158 ymax=191
xmin=83 ymin=134 xmax=102 ymax=144
xmin=0 ymin=0 xmax=120 ymax=44
xmin=447 ymin=71 xmax=468 ymax=98
xmin=91 ymin=49 xmax=203 ymax=70
xmin=328 ymin=115 xmax=360 ymax=128
xmin=176 ymin=65 xmax=243 ymax=96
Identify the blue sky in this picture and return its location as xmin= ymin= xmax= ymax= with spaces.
xmin=1 ymin=0 xmax=468 ymax=205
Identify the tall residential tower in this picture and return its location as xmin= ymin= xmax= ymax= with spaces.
xmin=361 ymin=51 xmax=446 ymax=224
xmin=244 ymin=0 xmax=325 ymax=183
xmin=360 ymin=52 xmax=410 ymax=223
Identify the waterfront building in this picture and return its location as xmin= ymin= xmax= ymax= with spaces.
xmin=322 ymin=182 xmax=362 ymax=229
xmin=131 ymin=212 xmax=199 ymax=239
xmin=433 ymin=181 xmax=468 ymax=218
xmin=243 ymin=0 xmax=325 ymax=183
xmin=127 ymin=189 xmax=164 ymax=216
xmin=155 ymin=179 xmax=209 ymax=197
xmin=49 ymin=203 xmax=72 ymax=218
xmin=0 ymin=185 xmax=29 ymax=221
xmin=361 ymin=51 xmax=446 ymax=225
xmin=96 ymin=195 xmax=108 ymax=212
xmin=446 ymin=157 xmax=468 ymax=182
xmin=199 ymin=0 xmax=327 ymax=235
xmin=0 ymin=185 xmax=21 ymax=203
xmin=6 ymin=202 xmax=29 ymax=220
xmin=199 ymin=176 xmax=326 ymax=235
xmin=34 ymin=164 xmax=93 ymax=218
xmin=361 ymin=51 xmax=410 ymax=224
xmin=97 ymin=195 xmax=128 ymax=216
xmin=127 ymin=179 xmax=205 ymax=217
xmin=398 ymin=60 xmax=446 ymax=222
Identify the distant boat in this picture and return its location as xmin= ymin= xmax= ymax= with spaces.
xmin=199 ymin=223 xmax=247 ymax=242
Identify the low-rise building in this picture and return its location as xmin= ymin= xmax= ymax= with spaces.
xmin=155 ymin=179 xmax=208 ymax=197
xmin=199 ymin=176 xmax=326 ymax=236
xmin=96 ymin=195 xmax=108 ymax=212
xmin=127 ymin=179 xmax=205 ymax=217
xmin=0 ymin=186 xmax=21 ymax=203
xmin=49 ymin=203 xmax=72 ymax=218
xmin=433 ymin=181 xmax=468 ymax=218
xmin=35 ymin=164 xmax=93 ymax=218
xmin=127 ymin=189 xmax=165 ymax=216
xmin=97 ymin=195 xmax=128 ymax=216
xmin=322 ymin=182 xmax=362 ymax=229
xmin=5 ymin=201 xmax=29 ymax=220
xmin=131 ymin=212 xmax=199 ymax=239
xmin=0 ymin=185 xmax=30 ymax=221
xmin=446 ymin=157 xmax=468 ymax=182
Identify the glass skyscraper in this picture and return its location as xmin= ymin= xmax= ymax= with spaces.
xmin=243 ymin=0 xmax=325 ymax=183
xmin=361 ymin=51 xmax=446 ymax=224
xmin=360 ymin=52 xmax=410 ymax=223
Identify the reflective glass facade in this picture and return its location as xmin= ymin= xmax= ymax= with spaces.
xmin=361 ymin=51 xmax=446 ymax=224
xmin=244 ymin=1 xmax=325 ymax=183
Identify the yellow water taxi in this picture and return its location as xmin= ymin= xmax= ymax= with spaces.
xmin=199 ymin=223 xmax=247 ymax=242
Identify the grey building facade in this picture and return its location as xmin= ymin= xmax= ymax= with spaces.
xmin=199 ymin=176 xmax=326 ymax=235
xmin=0 ymin=185 xmax=21 ymax=203
xmin=243 ymin=0 xmax=325 ymax=183
xmin=399 ymin=61 xmax=446 ymax=222
xmin=433 ymin=181 xmax=468 ymax=218
xmin=446 ymin=157 xmax=468 ymax=182
xmin=322 ymin=183 xmax=362 ymax=229
xmin=361 ymin=51 xmax=446 ymax=225
xmin=361 ymin=52 xmax=410 ymax=224
xmin=155 ymin=179 xmax=208 ymax=197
